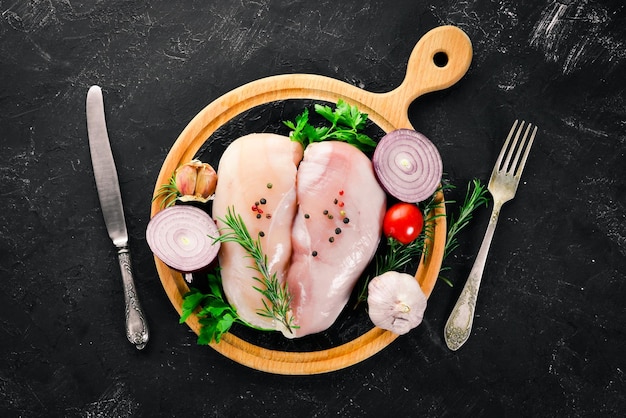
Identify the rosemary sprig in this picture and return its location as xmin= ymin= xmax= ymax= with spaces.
xmin=213 ymin=206 xmax=297 ymax=333
xmin=443 ymin=179 xmax=490 ymax=260
xmin=437 ymin=179 xmax=490 ymax=286
xmin=152 ymin=172 xmax=179 ymax=208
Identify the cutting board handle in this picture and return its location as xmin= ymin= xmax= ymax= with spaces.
xmin=368 ymin=25 xmax=473 ymax=128
xmin=401 ymin=25 xmax=472 ymax=102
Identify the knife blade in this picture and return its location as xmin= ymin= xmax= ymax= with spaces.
xmin=86 ymin=85 xmax=149 ymax=350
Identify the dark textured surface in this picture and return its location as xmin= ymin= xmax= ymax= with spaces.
xmin=1 ymin=1 xmax=625 ymax=417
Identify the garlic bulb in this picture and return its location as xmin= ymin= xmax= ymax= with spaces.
xmin=175 ymin=159 xmax=218 ymax=203
xmin=367 ymin=271 xmax=427 ymax=335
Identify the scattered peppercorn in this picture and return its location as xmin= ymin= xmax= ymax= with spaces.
xmin=343 ymin=217 xmax=350 ymax=224
xmin=334 ymin=198 xmax=338 ymax=204
xmin=304 ymin=213 xmax=310 ymax=219
xmin=266 ymin=183 xmax=273 ymax=189
xmin=266 ymin=214 xmax=272 ymax=219
xmin=335 ymin=227 xmax=342 ymax=234
xmin=329 ymin=237 xmax=335 ymax=243
xmin=260 ymin=198 xmax=266 ymax=204
xmin=256 ymin=214 xmax=262 ymax=219
xmin=255 ymin=201 xmax=260 ymax=206
xmin=312 ymin=251 xmax=318 ymax=257
xmin=328 ymin=214 xmax=334 ymax=219
xmin=323 ymin=210 xmax=328 ymax=215
xmin=259 ymin=231 xmax=265 ymax=237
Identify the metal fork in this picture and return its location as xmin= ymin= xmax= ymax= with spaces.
xmin=444 ymin=120 xmax=538 ymax=351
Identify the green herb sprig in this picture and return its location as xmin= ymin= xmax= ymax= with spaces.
xmin=355 ymin=179 xmax=489 ymax=306
xmin=283 ymin=99 xmax=377 ymax=153
xmin=213 ymin=206 xmax=298 ymax=333
xmin=438 ymin=179 xmax=490 ymax=284
xmin=152 ymin=172 xmax=179 ymax=208
xmin=181 ymin=270 xmax=268 ymax=344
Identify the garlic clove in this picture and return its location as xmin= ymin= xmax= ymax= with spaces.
xmin=175 ymin=164 xmax=198 ymax=196
xmin=367 ymin=271 xmax=427 ymax=335
xmin=195 ymin=163 xmax=218 ymax=198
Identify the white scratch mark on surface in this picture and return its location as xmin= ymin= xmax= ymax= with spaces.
xmin=561 ymin=116 xmax=610 ymax=138
xmin=78 ymin=381 xmax=139 ymax=418
xmin=530 ymin=1 xmax=625 ymax=74
xmin=530 ymin=2 xmax=569 ymax=62
xmin=1 ymin=0 xmax=60 ymax=33
xmin=205 ymin=1 xmax=272 ymax=66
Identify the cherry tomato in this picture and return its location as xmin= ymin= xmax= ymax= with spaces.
xmin=382 ymin=203 xmax=424 ymax=244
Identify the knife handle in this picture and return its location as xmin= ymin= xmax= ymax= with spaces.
xmin=117 ymin=247 xmax=149 ymax=349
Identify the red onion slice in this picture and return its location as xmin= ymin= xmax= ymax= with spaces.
xmin=146 ymin=205 xmax=220 ymax=273
xmin=372 ymin=129 xmax=443 ymax=203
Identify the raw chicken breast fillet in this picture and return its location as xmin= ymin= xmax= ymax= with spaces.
xmin=212 ymin=133 xmax=303 ymax=334
xmin=287 ymin=141 xmax=386 ymax=337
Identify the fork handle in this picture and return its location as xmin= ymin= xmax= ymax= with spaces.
xmin=444 ymin=201 xmax=503 ymax=350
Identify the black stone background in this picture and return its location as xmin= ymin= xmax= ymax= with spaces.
xmin=1 ymin=1 xmax=625 ymax=417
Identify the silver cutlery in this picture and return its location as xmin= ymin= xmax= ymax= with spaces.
xmin=444 ymin=120 xmax=538 ymax=351
xmin=86 ymin=85 xmax=149 ymax=350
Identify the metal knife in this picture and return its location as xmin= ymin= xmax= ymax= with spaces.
xmin=86 ymin=85 xmax=149 ymax=350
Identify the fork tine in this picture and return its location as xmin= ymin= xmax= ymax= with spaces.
xmin=514 ymin=123 xmax=538 ymax=178
xmin=502 ymin=120 xmax=525 ymax=172
xmin=509 ymin=121 xmax=530 ymax=174
xmin=495 ymin=120 xmax=519 ymax=172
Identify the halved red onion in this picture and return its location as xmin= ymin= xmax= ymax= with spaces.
xmin=372 ymin=129 xmax=443 ymax=203
xmin=146 ymin=205 xmax=220 ymax=273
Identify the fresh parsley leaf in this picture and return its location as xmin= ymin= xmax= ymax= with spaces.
xmin=355 ymin=133 xmax=378 ymax=149
xmin=180 ymin=289 xmax=206 ymax=323
xmin=283 ymin=99 xmax=376 ymax=153
xmin=313 ymin=104 xmax=337 ymax=124
xmin=180 ymin=270 xmax=269 ymax=345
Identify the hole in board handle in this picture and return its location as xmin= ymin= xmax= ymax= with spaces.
xmin=433 ymin=51 xmax=449 ymax=68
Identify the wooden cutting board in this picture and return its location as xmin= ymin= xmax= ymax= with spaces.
xmin=150 ymin=25 xmax=472 ymax=374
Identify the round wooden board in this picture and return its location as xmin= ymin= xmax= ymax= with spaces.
xmin=150 ymin=25 xmax=472 ymax=375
